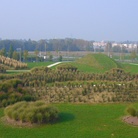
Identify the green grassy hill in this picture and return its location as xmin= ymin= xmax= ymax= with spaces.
xmin=70 ymin=53 xmax=122 ymax=73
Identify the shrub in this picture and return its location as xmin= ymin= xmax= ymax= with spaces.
xmin=4 ymin=101 xmax=59 ymax=124
xmin=126 ymin=107 xmax=137 ymax=116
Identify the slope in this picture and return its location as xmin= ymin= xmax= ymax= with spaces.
xmin=71 ymin=53 xmax=122 ymax=73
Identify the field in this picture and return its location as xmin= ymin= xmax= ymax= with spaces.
xmin=26 ymin=61 xmax=55 ymax=69
xmin=1 ymin=103 xmax=138 ymax=138
xmin=122 ymin=63 xmax=138 ymax=74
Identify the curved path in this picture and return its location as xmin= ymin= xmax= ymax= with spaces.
xmin=47 ymin=62 xmax=62 ymax=68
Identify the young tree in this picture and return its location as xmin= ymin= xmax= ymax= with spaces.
xmin=8 ymin=45 xmax=14 ymax=58
xmin=0 ymin=48 xmax=6 ymax=56
xmin=23 ymin=50 xmax=28 ymax=62
xmin=130 ymin=51 xmax=136 ymax=62
xmin=12 ymin=51 xmax=19 ymax=60
xmin=59 ymin=55 xmax=62 ymax=61
xmin=49 ymin=54 xmax=53 ymax=61
xmin=34 ymin=50 xmax=39 ymax=62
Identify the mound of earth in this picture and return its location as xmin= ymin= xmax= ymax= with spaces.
xmin=123 ymin=116 xmax=138 ymax=126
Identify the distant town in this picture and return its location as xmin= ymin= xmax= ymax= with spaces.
xmin=93 ymin=40 xmax=138 ymax=52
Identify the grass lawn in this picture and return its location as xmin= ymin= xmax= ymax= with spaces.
xmin=1 ymin=103 xmax=138 ymax=138
xmin=5 ymin=62 xmax=55 ymax=74
xmin=122 ymin=63 xmax=138 ymax=74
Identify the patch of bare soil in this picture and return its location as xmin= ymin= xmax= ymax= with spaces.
xmin=123 ymin=116 xmax=138 ymax=126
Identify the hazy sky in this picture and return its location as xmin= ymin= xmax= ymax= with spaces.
xmin=0 ymin=0 xmax=138 ymax=41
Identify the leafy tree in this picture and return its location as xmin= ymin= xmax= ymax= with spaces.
xmin=49 ymin=54 xmax=53 ymax=61
xmin=0 ymin=48 xmax=6 ymax=56
xmin=59 ymin=55 xmax=62 ymax=61
xmin=12 ymin=51 xmax=19 ymax=60
xmin=112 ymin=46 xmax=121 ymax=53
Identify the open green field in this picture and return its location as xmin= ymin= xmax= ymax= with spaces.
xmin=1 ymin=103 xmax=138 ymax=138
xmin=112 ymin=53 xmax=138 ymax=61
xmin=122 ymin=63 xmax=138 ymax=74
xmin=5 ymin=62 xmax=55 ymax=74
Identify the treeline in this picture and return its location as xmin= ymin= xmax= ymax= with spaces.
xmin=0 ymin=38 xmax=94 ymax=52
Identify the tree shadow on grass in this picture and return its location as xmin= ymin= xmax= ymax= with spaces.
xmin=58 ymin=112 xmax=75 ymax=123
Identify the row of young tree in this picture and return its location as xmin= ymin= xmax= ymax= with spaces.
xmin=0 ymin=45 xmax=63 ymax=62
xmin=0 ymin=45 xmax=29 ymax=61
xmin=17 ymin=67 xmax=138 ymax=86
xmin=31 ymin=81 xmax=138 ymax=103
xmin=16 ymin=67 xmax=138 ymax=103
xmin=0 ymin=55 xmax=27 ymax=69
xmin=1 ymin=65 xmax=138 ymax=105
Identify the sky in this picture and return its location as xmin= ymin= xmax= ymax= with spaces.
xmin=0 ymin=0 xmax=138 ymax=41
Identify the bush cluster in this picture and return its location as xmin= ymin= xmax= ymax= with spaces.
xmin=0 ymin=79 xmax=35 ymax=107
xmin=0 ymin=65 xmax=6 ymax=73
xmin=126 ymin=107 xmax=138 ymax=117
xmin=56 ymin=64 xmax=78 ymax=71
xmin=0 ymin=55 xmax=27 ymax=69
xmin=19 ymin=68 xmax=138 ymax=87
xmin=31 ymin=80 xmax=138 ymax=103
xmin=4 ymin=101 xmax=59 ymax=124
